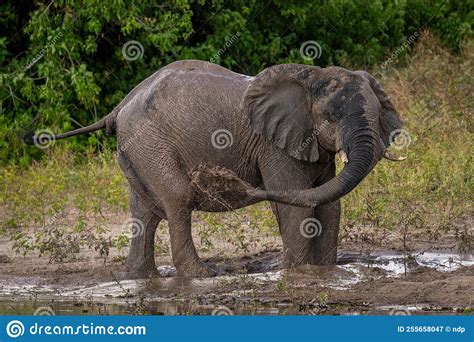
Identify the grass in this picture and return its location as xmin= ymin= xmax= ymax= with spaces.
xmin=0 ymin=31 xmax=472 ymax=261
xmin=0 ymin=149 xmax=129 ymax=261
xmin=1 ymin=150 xmax=127 ymax=229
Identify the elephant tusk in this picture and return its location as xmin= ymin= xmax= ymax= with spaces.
xmin=339 ymin=150 xmax=348 ymax=164
xmin=384 ymin=150 xmax=407 ymax=161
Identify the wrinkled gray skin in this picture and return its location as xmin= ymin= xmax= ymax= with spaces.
xmin=25 ymin=60 xmax=403 ymax=278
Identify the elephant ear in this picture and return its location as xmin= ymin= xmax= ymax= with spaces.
xmin=355 ymin=71 xmax=403 ymax=147
xmin=241 ymin=64 xmax=319 ymax=162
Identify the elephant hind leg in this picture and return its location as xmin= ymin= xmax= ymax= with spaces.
xmin=125 ymin=190 xmax=162 ymax=279
xmin=166 ymin=204 xmax=215 ymax=277
xmin=119 ymin=151 xmax=214 ymax=278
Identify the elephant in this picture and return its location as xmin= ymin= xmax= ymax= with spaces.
xmin=24 ymin=60 xmax=405 ymax=278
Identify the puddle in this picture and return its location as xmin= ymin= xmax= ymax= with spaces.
xmin=329 ymin=250 xmax=474 ymax=289
xmin=0 ymin=298 xmax=466 ymax=316
xmin=0 ymin=250 xmax=472 ymax=315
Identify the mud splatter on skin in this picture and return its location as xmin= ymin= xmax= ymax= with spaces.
xmin=190 ymin=164 xmax=259 ymax=211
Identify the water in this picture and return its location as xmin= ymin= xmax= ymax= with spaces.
xmin=1 ymin=250 xmax=472 ymax=315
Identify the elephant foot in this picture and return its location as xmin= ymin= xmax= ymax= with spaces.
xmin=284 ymin=260 xmax=336 ymax=269
xmin=282 ymin=251 xmax=337 ymax=268
xmin=311 ymin=248 xmax=338 ymax=266
xmin=126 ymin=267 xmax=159 ymax=280
xmin=125 ymin=260 xmax=159 ymax=279
xmin=176 ymin=261 xmax=217 ymax=278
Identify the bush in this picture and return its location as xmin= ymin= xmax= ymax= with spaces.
xmin=0 ymin=0 xmax=472 ymax=165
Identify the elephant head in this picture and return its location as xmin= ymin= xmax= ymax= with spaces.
xmin=242 ymin=64 xmax=404 ymax=207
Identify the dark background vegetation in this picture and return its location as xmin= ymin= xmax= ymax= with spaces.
xmin=1 ymin=0 xmax=472 ymax=166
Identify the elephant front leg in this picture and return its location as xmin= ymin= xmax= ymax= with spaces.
xmin=125 ymin=191 xmax=161 ymax=278
xmin=271 ymin=200 xmax=340 ymax=267
xmin=260 ymin=151 xmax=341 ymax=267
xmin=310 ymin=160 xmax=341 ymax=265
xmin=312 ymin=200 xmax=341 ymax=265
xmin=271 ymin=203 xmax=317 ymax=267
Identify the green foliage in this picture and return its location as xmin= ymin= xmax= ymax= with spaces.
xmin=11 ymin=223 xmax=112 ymax=264
xmin=1 ymin=0 xmax=472 ymax=165
xmin=194 ymin=202 xmax=277 ymax=254
xmin=0 ymin=2 xmax=472 ymax=263
xmin=405 ymin=0 xmax=473 ymax=50
xmin=112 ymin=233 xmax=130 ymax=252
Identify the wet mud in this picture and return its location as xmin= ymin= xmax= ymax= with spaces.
xmin=1 ymin=248 xmax=472 ymax=316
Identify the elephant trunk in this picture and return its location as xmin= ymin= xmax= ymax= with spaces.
xmin=249 ymin=112 xmax=383 ymax=207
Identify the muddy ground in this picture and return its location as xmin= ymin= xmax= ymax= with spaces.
xmin=0 ymin=211 xmax=472 ymax=315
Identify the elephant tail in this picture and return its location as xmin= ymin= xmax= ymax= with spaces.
xmin=22 ymin=111 xmax=118 ymax=145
